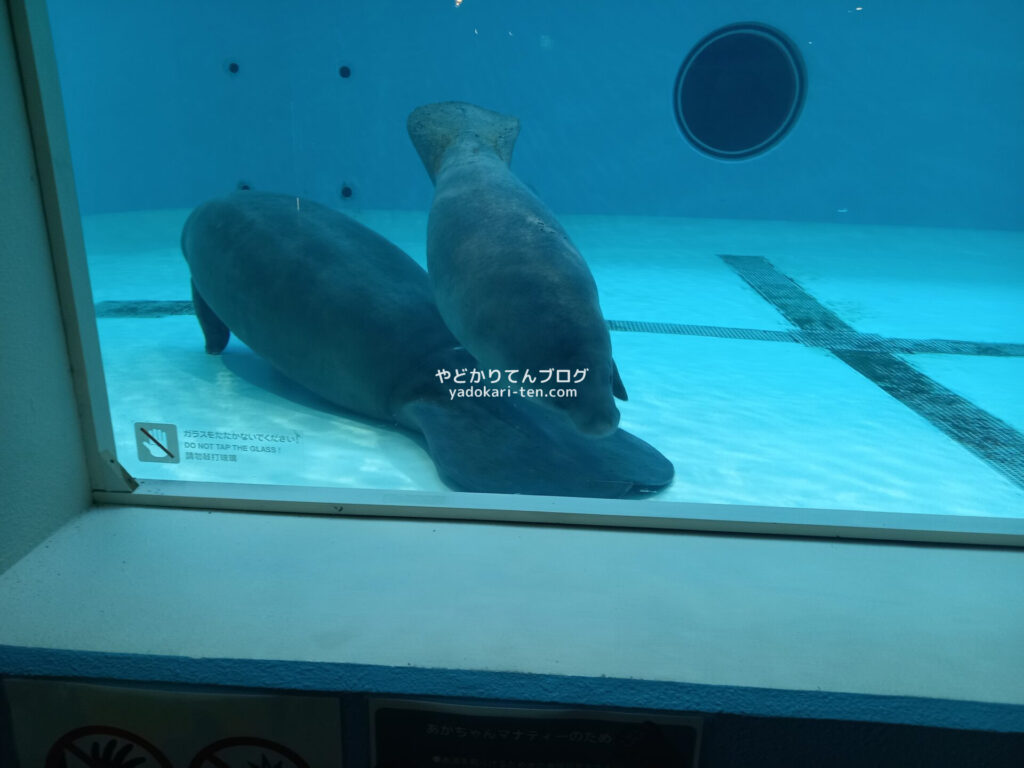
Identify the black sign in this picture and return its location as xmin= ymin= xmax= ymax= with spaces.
xmin=372 ymin=701 xmax=700 ymax=768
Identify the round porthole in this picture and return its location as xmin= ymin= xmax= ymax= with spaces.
xmin=673 ymin=22 xmax=806 ymax=160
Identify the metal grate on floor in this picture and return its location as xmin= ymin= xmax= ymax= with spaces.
xmin=96 ymin=302 xmax=1024 ymax=358
xmin=719 ymin=254 xmax=1024 ymax=491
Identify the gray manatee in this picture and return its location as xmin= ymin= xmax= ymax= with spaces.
xmin=407 ymin=101 xmax=627 ymax=437
xmin=181 ymin=191 xmax=673 ymax=497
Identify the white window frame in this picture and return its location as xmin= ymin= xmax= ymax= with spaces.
xmin=13 ymin=0 xmax=1023 ymax=548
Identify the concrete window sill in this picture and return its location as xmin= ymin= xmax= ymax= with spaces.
xmin=1 ymin=504 xmax=1022 ymax=732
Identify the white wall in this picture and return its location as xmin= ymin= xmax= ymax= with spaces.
xmin=0 ymin=0 xmax=90 ymax=573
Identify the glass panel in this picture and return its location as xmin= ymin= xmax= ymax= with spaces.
xmin=45 ymin=0 xmax=1024 ymax=520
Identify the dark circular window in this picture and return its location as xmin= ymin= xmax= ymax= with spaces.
xmin=674 ymin=22 xmax=806 ymax=160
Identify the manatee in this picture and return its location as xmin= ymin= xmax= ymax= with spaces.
xmin=180 ymin=191 xmax=673 ymax=497
xmin=407 ymin=101 xmax=627 ymax=437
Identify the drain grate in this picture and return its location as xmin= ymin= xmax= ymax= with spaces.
xmin=834 ymin=349 xmax=1024 ymax=489
xmin=720 ymin=254 xmax=1024 ymax=490
xmin=719 ymin=254 xmax=854 ymax=332
xmin=607 ymin=319 xmax=798 ymax=343
xmin=606 ymin=319 xmax=1024 ymax=357
xmin=97 ymin=301 xmax=1024 ymax=357
xmin=96 ymin=299 xmax=195 ymax=317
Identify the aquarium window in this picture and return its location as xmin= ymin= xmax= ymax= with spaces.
xmin=674 ymin=22 xmax=806 ymax=160
xmin=13 ymin=0 xmax=1024 ymax=546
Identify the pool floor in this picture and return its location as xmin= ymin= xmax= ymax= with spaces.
xmin=85 ymin=208 xmax=1024 ymax=518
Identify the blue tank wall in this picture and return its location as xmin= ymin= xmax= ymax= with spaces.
xmin=46 ymin=0 xmax=1023 ymax=229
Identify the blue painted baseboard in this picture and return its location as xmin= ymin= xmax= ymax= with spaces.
xmin=2 ymin=644 xmax=1022 ymax=734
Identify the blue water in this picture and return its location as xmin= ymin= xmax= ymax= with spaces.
xmin=47 ymin=0 xmax=1024 ymax=229
xmin=85 ymin=209 xmax=1024 ymax=517
xmin=42 ymin=0 xmax=1024 ymax=517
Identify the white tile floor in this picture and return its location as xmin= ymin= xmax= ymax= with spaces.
xmin=85 ymin=208 xmax=1024 ymax=517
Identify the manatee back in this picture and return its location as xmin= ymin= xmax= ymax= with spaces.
xmin=181 ymin=192 xmax=458 ymax=421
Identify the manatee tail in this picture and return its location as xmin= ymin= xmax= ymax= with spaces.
xmin=400 ymin=396 xmax=634 ymax=498
xmin=400 ymin=394 xmax=674 ymax=498
xmin=191 ymin=280 xmax=230 ymax=354
xmin=407 ymin=101 xmax=520 ymax=183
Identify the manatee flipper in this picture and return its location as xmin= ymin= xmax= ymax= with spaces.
xmin=572 ymin=427 xmax=674 ymax=493
xmin=523 ymin=399 xmax=674 ymax=493
xmin=399 ymin=398 xmax=634 ymax=498
xmin=191 ymin=280 xmax=230 ymax=354
xmin=612 ymin=361 xmax=628 ymax=401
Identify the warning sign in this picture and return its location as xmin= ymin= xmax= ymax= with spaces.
xmin=134 ymin=422 xmax=180 ymax=464
xmin=3 ymin=678 xmax=342 ymax=767
xmin=370 ymin=698 xmax=701 ymax=767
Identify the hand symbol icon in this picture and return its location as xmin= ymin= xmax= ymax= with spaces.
xmin=142 ymin=427 xmax=169 ymax=457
